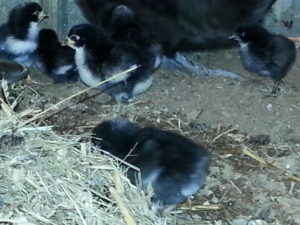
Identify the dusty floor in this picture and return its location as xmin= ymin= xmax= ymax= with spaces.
xmin=7 ymin=46 xmax=300 ymax=224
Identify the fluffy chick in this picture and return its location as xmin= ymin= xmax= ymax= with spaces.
xmin=0 ymin=2 xmax=48 ymax=66
xmin=108 ymin=5 xmax=163 ymax=70
xmin=66 ymin=23 xmax=155 ymax=102
xmin=230 ymin=26 xmax=296 ymax=94
xmin=36 ymin=29 xmax=79 ymax=83
xmin=92 ymin=119 xmax=211 ymax=212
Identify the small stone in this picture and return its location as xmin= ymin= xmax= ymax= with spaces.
xmin=266 ymin=103 xmax=272 ymax=111
xmin=211 ymin=196 xmax=219 ymax=203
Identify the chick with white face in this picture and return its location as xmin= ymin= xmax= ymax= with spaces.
xmin=66 ymin=23 xmax=155 ymax=102
xmin=230 ymin=25 xmax=296 ymax=95
xmin=66 ymin=33 xmax=132 ymax=88
xmin=0 ymin=2 xmax=48 ymax=66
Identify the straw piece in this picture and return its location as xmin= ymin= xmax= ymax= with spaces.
xmin=286 ymin=174 xmax=300 ymax=183
xmin=1 ymin=80 xmax=9 ymax=101
xmin=36 ymin=172 xmax=52 ymax=196
xmin=25 ymin=177 xmax=41 ymax=190
xmin=242 ymin=148 xmax=277 ymax=169
xmin=26 ymin=211 xmax=57 ymax=225
xmin=113 ymin=171 xmax=125 ymax=194
xmin=2 ymin=126 xmax=53 ymax=133
xmin=241 ymin=146 xmax=300 ymax=183
xmin=18 ymin=65 xmax=139 ymax=128
xmin=179 ymin=204 xmax=221 ymax=211
xmin=0 ymin=99 xmax=14 ymax=117
xmin=109 ymin=187 xmax=137 ymax=225
xmin=290 ymin=104 xmax=300 ymax=110
xmin=61 ymin=185 xmax=88 ymax=225
xmin=212 ymin=126 xmax=238 ymax=142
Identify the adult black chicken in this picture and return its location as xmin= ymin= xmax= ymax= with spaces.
xmin=75 ymin=0 xmax=277 ymax=77
xmin=76 ymin=0 xmax=276 ymax=56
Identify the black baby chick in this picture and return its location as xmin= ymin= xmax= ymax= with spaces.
xmin=230 ymin=26 xmax=296 ymax=94
xmin=108 ymin=5 xmax=163 ymax=70
xmin=36 ymin=29 xmax=79 ymax=83
xmin=92 ymin=119 xmax=211 ymax=212
xmin=92 ymin=119 xmax=141 ymax=157
xmin=107 ymin=6 xmax=156 ymax=48
xmin=0 ymin=2 xmax=48 ymax=66
xmin=66 ymin=23 xmax=156 ymax=102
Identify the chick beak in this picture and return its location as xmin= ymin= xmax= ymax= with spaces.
xmin=64 ymin=37 xmax=76 ymax=47
xmin=38 ymin=11 xmax=49 ymax=23
xmin=229 ymin=33 xmax=238 ymax=40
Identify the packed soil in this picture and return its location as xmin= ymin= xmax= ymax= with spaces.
xmin=5 ymin=46 xmax=300 ymax=225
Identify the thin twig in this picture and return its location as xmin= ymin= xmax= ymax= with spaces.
xmin=61 ymin=185 xmax=88 ymax=225
xmin=213 ymin=126 xmax=238 ymax=142
xmin=0 ymin=98 xmax=15 ymax=117
xmin=229 ymin=180 xmax=242 ymax=194
xmin=26 ymin=211 xmax=57 ymax=225
xmin=242 ymin=147 xmax=277 ymax=169
xmin=113 ymin=171 xmax=125 ymax=193
xmin=179 ymin=204 xmax=221 ymax=211
xmin=25 ymin=177 xmax=41 ymax=190
xmin=123 ymin=142 xmax=138 ymax=161
xmin=241 ymin=146 xmax=300 ymax=183
xmin=290 ymin=104 xmax=300 ymax=110
xmin=109 ymin=187 xmax=137 ymax=225
xmin=2 ymin=126 xmax=53 ymax=133
xmin=99 ymin=149 xmax=140 ymax=172
xmin=286 ymin=174 xmax=300 ymax=183
xmin=88 ymin=188 xmax=114 ymax=204
xmin=18 ymin=65 xmax=139 ymax=128
xmin=36 ymin=172 xmax=51 ymax=196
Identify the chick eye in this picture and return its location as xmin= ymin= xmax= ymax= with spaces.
xmin=70 ymin=35 xmax=80 ymax=41
xmin=33 ymin=11 xmax=40 ymax=16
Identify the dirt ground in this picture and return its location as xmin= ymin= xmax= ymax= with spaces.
xmin=8 ymin=46 xmax=300 ymax=224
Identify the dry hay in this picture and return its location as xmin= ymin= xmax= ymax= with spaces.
xmin=0 ymin=82 xmax=175 ymax=225
xmin=3 ymin=65 xmax=299 ymax=224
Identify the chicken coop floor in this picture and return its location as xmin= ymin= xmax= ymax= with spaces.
xmin=8 ymin=46 xmax=300 ymax=224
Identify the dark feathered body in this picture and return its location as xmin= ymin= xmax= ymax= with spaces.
xmin=36 ymin=29 xmax=79 ymax=83
xmin=92 ymin=119 xmax=141 ymax=157
xmin=232 ymin=26 xmax=296 ymax=82
xmin=0 ymin=2 xmax=47 ymax=66
xmin=76 ymin=0 xmax=276 ymax=57
xmin=108 ymin=5 xmax=156 ymax=49
xmin=1 ymin=2 xmax=42 ymax=40
xmin=92 ymin=119 xmax=210 ymax=209
xmin=67 ymin=24 xmax=155 ymax=102
xmin=108 ymin=5 xmax=163 ymax=70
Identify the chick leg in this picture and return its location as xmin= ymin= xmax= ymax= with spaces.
xmin=270 ymin=80 xmax=284 ymax=95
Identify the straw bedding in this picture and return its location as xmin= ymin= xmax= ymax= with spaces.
xmin=0 ymin=87 xmax=173 ymax=225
